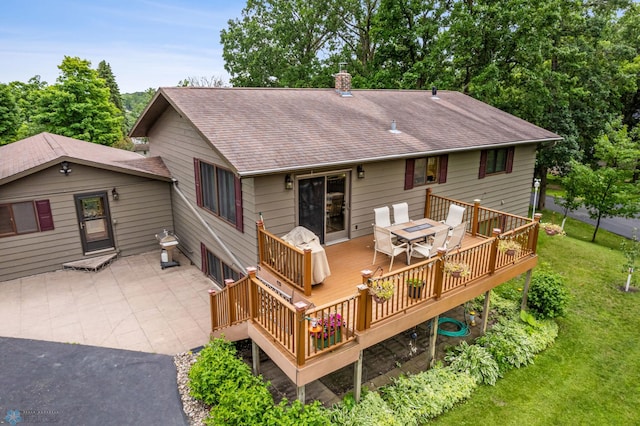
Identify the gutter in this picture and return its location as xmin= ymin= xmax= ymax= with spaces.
xmin=238 ymin=137 xmax=562 ymax=178
xmin=171 ymin=180 xmax=247 ymax=272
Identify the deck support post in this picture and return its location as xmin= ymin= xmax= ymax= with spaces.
xmin=520 ymin=269 xmax=533 ymax=311
xmin=428 ymin=314 xmax=439 ymax=367
xmin=353 ymin=350 xmax=363 ymax=402
xmin=472 ymin=199 xmax=481 ymax=237
xmin=297 ymin=385 xmax=305 ymax=403
xmin=481 ymin=291 xmax=491 ymax=333
xmin=251 ymin=340 xmax=260 ymax=375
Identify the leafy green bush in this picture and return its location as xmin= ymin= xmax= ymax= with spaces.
xmin=188 ymin=338 xmax=268 ymax=407
xmin=528 ymin=269 xmax=569 ymax=319
xmin=445 ymin=341 xmax=501 ymax=385
xmin=476 ymin=318 xmax=537 ymax=373
xmin=380 ymin=364 xmax=477 ymax=424
xmin=205 ymin=377 xmax=273 ymax=425
xmin=330 ymin=391 xmax=402 ymax=426
xmin=264 ymin=400 xmax=331 ymax=425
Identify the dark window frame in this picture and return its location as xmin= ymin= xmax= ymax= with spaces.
xmin=201 ymin=243 xmax=241 ymax=287
xmin=404 ymin=155 xmax=448 ymax=190
xmin=194 ymin=159 xmax=244 ymax=232
xmin=0 ymin=199 xmax=54 ymax=238
xmin=479 ymin=147 xmax=514 ymax=178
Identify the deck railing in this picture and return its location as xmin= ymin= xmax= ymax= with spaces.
xmin=256 ymin=221 xmax=312 ymax=296
xmin=210 ymin=195 xmax=540 ymax=367
xmin=424 ymin=188 xmax=531 ymax=237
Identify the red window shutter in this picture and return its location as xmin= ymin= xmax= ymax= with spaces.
xmin=506 ymin=147 xmax=515 ymax=173
xmin=234 ymin=175 xmax=244 ymax=232
xmin=35 ymin=200 xmax=54 ymax=231
xmin=200 ymin=242 xmax=207 ymax=273
xmin=404 ymin=159 xmax=415 ymax=190
xmin=194 ymin=159 xmax=202 ymax=206
xmin=478 ymin=150 xmax=487 ymax=179
xmin=438 ymin=155 xmax=448 ymax=184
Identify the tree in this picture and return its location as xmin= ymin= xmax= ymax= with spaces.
xmin=178 ymin=76 xmax=226 ymax=87
xmin=221 ymin=0 xmax=343 ymax=87
xmin=33 ymin=56 xmax=124 ymax=146
xmin=122 ymin=88 xmax=156 ymax=133
xmin=96 ymin=60 xmax=124 ymax=112
xmin=0 ymin=83 xmax=20 ymax=145
xmin=563 ymin=118 xmax=640 ymax=242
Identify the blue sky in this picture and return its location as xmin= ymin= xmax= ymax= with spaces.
xmin=0 ymin=0 xmax=245 ymax=93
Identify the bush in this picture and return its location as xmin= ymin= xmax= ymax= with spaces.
xmin=445 ymin=341 xmax=501 ymax=386
xmin=330 ymin=391 xmax=402 ymax=426
xmin=188 ymin=338 xmax=269 ymax=407
xmin=528 ymin=269 xmax=569 ymax=319
xmin=205 ymin=377 xmax=273 ymax=425
xmin=380 ymin=364 xmax=477 ymax=424
xmin=476 ymin=318 xmax=537 ymax=373
xmin=264 ymin=400 xmax=331 ymax=426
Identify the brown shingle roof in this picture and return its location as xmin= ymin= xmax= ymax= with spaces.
xmin=0 ymin=132 xmax=172 ymax=184
xmin=131 ymin=87 xmax=561 ymax=176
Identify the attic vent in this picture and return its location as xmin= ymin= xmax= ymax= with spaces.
xmin=389 ymin=120 xmax=401 ymax=134
xmin=334 ymin=63 xmax=352 ymax=97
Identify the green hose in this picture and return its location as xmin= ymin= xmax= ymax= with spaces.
xmin=436 ymin=317 xmax=470 ymax=337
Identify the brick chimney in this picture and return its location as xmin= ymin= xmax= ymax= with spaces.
xmin=334 ymin=64 xmax=352 ymax=97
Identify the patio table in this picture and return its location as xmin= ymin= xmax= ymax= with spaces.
xmin=387 ymin=218 xmax=450 ymax=264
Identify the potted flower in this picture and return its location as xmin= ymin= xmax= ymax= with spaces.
xmin=540 ymin=222 xmax=565 ymax=236
xmin=443 ymin=261 xmax=471 ymax=278
xmin=498 ymin=239 xmax=521 ymax=256
xmin=406 ymin=277 xmax=425 ymax=298
xmin=368 ymin=279 xmax=395 ymax=303
xmin=310 ymin=313 xmax=343 ymax=349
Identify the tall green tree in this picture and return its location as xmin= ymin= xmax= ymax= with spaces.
xmin=97 ymin=60 xmax=124 ymax=112
xmin=221 ymin=0 xmax=343 ymax=87
xmin=0 ymin=83 xmax=20 ymax=145
xmin=33 ymin=56 xmax=124 ymax=146
xmin=564 ymin=118 xmax=640 ymax=242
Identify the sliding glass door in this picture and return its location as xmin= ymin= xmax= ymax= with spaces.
xmin=297 ymin=172 xmax=349 ymax=244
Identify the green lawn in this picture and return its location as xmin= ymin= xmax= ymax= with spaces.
xmin=433 ymin=212 xmax=640 ymax=425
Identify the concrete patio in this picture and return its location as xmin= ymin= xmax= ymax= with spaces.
xmin=0 ymin=250 xmax=214 ymax=355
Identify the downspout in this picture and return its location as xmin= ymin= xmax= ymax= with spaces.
xmin=171 ymin=179 xmax=247 ymax=272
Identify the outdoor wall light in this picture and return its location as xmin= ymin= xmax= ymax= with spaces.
xmin=357 ymin=164 xmax=365 ymax=179
xmin=284 ymin=174 xmax=293 ymax=190
xmin=112 ymin=187 xmax=120 ymax=200
xmin=59 ymin=161 xmax=72 ymax=175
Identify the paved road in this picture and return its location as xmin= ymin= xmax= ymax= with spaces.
xmin=538 ymin=195 xmax=640 ymax=240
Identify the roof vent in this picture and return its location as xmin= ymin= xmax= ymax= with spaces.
xmin=334 ymin=62 xmax=352 ymax=97
xmin=389 ymin=120 xmax=401 ymax=134
xmin=431 ymin=86 xmax=440 ymax=100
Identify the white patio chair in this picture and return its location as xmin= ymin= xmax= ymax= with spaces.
xmin=445 ymin=222 xmax=467 ymax=252
xmin=443 ymin=204 xmax=466 ymax=228
xmin=372 ymin=225 xmax=407 ymax=271
xmin=410 ymin=228 xmax=450 ymax=260
xmin=374 ymin=206 xmax=392 ymax=228
xmin=392 ymin=202 xmax=410 ymax=225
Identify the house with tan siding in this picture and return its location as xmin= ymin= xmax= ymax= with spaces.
xmin=0 ymin=133 xmax=174 ymax=281
xmin=130 ymin=72 xmax=560 ymax=286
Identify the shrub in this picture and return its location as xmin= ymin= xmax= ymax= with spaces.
xmin=380 ymin=364 xmax=477 ymax=424
xmin=330 ymin=391 xmax=402 ymax=426
xmin=476 ymin=318 xmax=537 ymax=373
xmin=445 ymin=341 xmax=501 ymax=385
xmin=205 ymin=375 xmax=273 ymax=425
xmin=528 ymin=269 xmax=569 ymax=319
xmin=264 ymin=400 xmax=331 ymax=426
xmin=188 ymin=338 xmax=269 ymax=407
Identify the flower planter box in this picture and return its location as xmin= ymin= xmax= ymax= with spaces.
xmin=315 ymin=328 xmax=342 ymax=350
xmin=408 ymin=283 xmax=425 ymax=298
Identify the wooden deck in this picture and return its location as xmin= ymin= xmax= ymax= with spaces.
xmin=209 ymin=193 xmax=541 ymax=398
xmin=308 ymin=232 xmax=486 ymax=306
